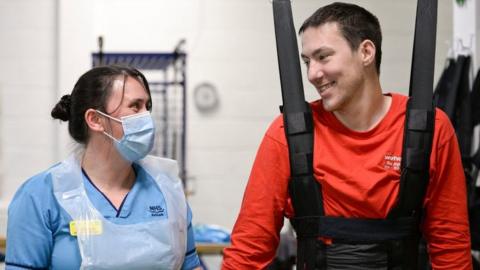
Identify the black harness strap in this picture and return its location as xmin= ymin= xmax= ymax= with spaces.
xmin=272 ymin=1 xmax=323 ymax=269
xmin=387 ymin=1 xmax=437 ymax=269
xmin=388 ymin=0 xmax=437 ymax=219
xmin=386 ymin=1 xmax=437 ymax=269
xmin=318 ymin=216 xmax=417 ymax=243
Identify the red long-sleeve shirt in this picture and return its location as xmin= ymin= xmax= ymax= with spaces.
xmin=222 ymin=93 xmax=472 ymax=270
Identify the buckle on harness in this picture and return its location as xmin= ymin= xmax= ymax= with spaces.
xmin=285 ymin=111 xmax=313 ymax=135
xmin=407 ymin=109 xmax=433 ymax=132
xmin=292 ymin=216 xmax=320 ymax=239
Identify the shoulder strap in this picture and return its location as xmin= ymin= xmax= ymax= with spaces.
xmin=388 ymin=1 xmax=437 ymax=268
xmin=389 ymin=0 xmax=437 ymax=219
xmin=272 ymin=1 xmax=323 ymax=269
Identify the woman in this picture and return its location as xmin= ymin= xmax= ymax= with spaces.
xmin=6 ymin=65 xmax=201 ymax=269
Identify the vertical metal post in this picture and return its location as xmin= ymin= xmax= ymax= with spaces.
xmin=180 ymin=54 xmax=187 ymax=188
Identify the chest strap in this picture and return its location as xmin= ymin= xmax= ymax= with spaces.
xmin=291 ymin=207 xmax=418 ymax=244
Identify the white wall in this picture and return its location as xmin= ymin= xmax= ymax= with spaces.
xmin=453 ymin=0 xmax=480 ymax=71
xmin=0 ymin=0 xmax=453 ymax=236
xmin=0 ymin=0 xmax=58 ymax=231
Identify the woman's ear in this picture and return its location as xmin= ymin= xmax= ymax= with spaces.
xmin=85 ymin=109 xmax=104 ymax=132
xmin=359 ymin=39 xmax=376 ymax=68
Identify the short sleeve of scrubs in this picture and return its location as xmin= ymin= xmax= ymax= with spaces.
xmin=6 ymin=171 xmax=57 ymax=269
xmin=183 ymin=206 xmax=201 ymax=269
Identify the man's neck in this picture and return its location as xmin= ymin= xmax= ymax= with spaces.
xmin=333 ymin=85 xmax=391 ymax=132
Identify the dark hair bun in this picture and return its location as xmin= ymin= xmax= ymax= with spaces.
xmin=51 ymin=94 xmax=72 ymax=121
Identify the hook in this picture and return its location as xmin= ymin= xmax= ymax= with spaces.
xmin=455 ymin=34 xmax=474 ymax=56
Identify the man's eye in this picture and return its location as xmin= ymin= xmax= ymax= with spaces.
xmin=318 ymin=55 xmax=327 ymax=61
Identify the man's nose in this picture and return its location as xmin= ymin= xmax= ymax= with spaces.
xmin=307 ymin=62 xmax=323 ymax=83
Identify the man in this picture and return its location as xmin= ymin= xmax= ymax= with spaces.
xmin=222 ymin=2 xmax=471 ymax=269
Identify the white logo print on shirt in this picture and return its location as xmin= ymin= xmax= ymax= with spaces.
xmin=384 ymin=153 xmax=401 ymax=171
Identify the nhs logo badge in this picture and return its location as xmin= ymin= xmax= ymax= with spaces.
xmin=149 ymin=205 xmax=166 ymax=217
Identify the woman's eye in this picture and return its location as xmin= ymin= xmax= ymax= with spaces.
xmin=131 ymin=103 xmax=140 ymax=110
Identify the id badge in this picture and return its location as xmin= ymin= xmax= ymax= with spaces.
xmin=69 ymin=220 xmax=103 ymax=236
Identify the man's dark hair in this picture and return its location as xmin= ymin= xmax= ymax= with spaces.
xmin=299 ymin=2 xmax=382 ymax=74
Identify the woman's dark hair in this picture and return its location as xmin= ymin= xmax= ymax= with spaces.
xmin=51 ymin=65 xmax=152 ymax=144
xmin=299 ymin=2 xmax=382 ymax=74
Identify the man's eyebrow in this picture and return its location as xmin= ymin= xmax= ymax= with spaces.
xmin=301 ymin=47 xmax=331 ymax=59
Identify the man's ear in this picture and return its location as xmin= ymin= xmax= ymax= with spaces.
xmin=85 ymin=109 xmax=105 ymax=132
xmin=359 ymin=39 xmax=376 ymax=68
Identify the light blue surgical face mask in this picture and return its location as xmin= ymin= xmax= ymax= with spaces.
xmin=96 ymin=110 xmax=156 ymax=162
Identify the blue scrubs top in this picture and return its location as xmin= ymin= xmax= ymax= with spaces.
xmin=6 ymin=163 xmax=200 ymax=270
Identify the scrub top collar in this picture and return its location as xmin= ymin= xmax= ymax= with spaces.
xmin=81 ymin=164 xmax=143 ymax=219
